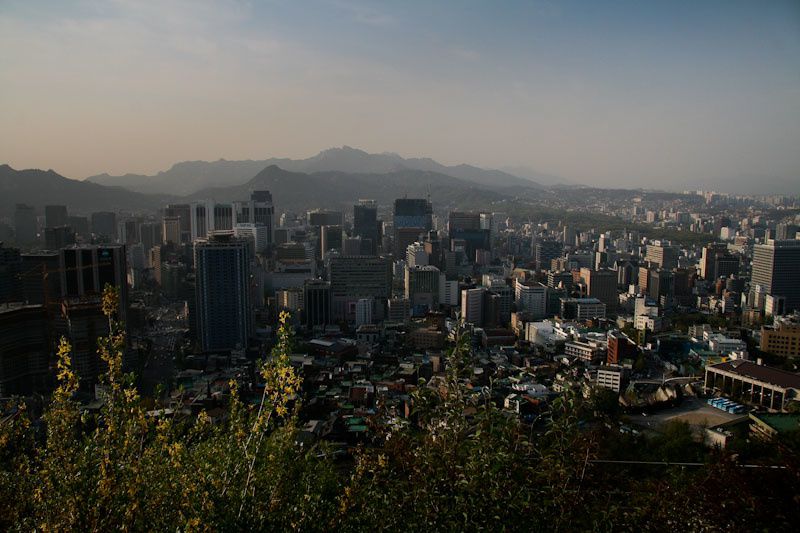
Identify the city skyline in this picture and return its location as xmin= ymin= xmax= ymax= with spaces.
xmin=1 ymin=1 xmax=799 ymax=192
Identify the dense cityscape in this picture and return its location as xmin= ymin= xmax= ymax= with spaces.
xmin=3 ymin=1 xmax=800 ymax=530
xmin=1 ymin=167 xmax=799 ymax=528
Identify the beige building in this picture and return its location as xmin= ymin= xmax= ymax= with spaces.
xmin=760 ymin=315 xmax=800 ymax=358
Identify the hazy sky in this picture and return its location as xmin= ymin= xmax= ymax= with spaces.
xmin=1 ymin=0 xmax=799 ymax=189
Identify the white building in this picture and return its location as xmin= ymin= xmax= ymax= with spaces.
xmin=597 ymin=365 xmax=624 ymax=392
xmin=515 ymin=280 xmax=548 ymax=319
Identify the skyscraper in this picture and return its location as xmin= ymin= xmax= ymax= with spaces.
xmin=59 ymin=244 xmax=128 ymax=309
xmin=303 ymin=279 xmax=331 ymax=329
xmin=329 ymin=256 xmax=392 ymax=322
xmin=194 ymin=233 xmax=252 ymax=352
xmin=91 ymin=211 xmax=117 ymax=240
xmin=162 ymin=216 xmax=182 ymax=245
xmin=461 ymin=287 xmax=485 ymax=325
xmin=404 ymin=265 xmax=442 ymax=311
xmin=581 ymin=268 xmax=618 ymax=315
xmin=751 ymin=240 xmax=800 ymax=313
xmin=393 ymin=198 xmax=432 ymax=257
xmin=320 ymin=225 xmax=343 ymax=259
xmin=448 ymin=211 xmax=490 ymax=259
xmin=45 ymin=205 xmax=68 ymax=228
xmin=353 ymin=200 xmax=378 ymax=255
xmin=14 ymin=204 xmax=37 ymax=244
xmin=164 ymin=203 xmax=192 ymax=243
xmin=534 ymin=239 xmax=563 ymax=271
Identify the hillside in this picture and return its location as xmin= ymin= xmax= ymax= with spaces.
xmin=0 ymin=164 xmax=168 ymax=216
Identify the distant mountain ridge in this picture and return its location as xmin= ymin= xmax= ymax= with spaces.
xmin=185 ymin=165 xmax=511 ymax=212
xmin=0 ymin=164 xmax=168 ymax=216
xmin=86 ymin=146 xmax=551 ymax=195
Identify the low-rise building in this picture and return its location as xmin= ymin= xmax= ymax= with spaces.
xmin=760 ymin=314 xmax=800 ymax=357
xmin=704 ymin=360 xmax=800 ymax=411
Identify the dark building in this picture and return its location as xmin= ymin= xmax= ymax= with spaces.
xmin=45 ymin=226 xmax=76 ymax=250
xmin=0 ymin=303 xmax=51 ymax=395
xmin=59 ymin=244 xmax=128 ymax=321
xmin=67 ymin=216 xmax=90 ymax=240
xmin=308 ymin=210 xmax=343 ymax=227
xmin=304 ymin=279 xmax=331 ymax=329
xmin=19 ymin=252 xmax=60 ymax=305
xmin=535 ymin=239 xmax=563 ymax=271
xmin=14 ymin=204 xmax=37 ymax=244
xmin=393 ymin=198 xmax=432 ymax=257
xmin=56 ymin=297 xmax=109 ymax=388
xmin=353 ymin=201 xmax=378 ymax=255
xmin=91 ymin=211 xmax=117 ymax=240
xmin=45 ymin=205 xmax=68 ymax=229
xmin=449 ymin=211 xmax=490 ymax=260
xmin=581 ymin=268 xmax=617 ymax=315
xmin=194 ymin=233 xmax=252 ymax=352
xmin=649 ymin=269 xmax=674 ymax=303
xmin=0 ymin=243 xmax=21 ymax=303
xmin=320 ymin=225 xmax=343 ymax=258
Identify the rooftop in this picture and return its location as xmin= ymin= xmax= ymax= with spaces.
xmin=709 ymin=360 xmax=800 ymax=390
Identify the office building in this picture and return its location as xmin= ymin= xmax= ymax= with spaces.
xmin=91 ymin=211 xmax=117 ymax=240
xmin=597 ymin=365 xmax=624 ymax=393
xmin=393 ymin=198 xmax=432 ymax=257
xmin=353 ymin=200 xmax=379 ymax=255
xmin=303 ymin=280 xmax=331 ymax=329
xmin=194 ymin=233 xmax=252 ymax=352
xmin=320 ymin=225 xmax=343 ymax=259
xmin=535 ymin=239 xmax=563 ymax=271
xmin=760 ymin=315 xmax=800 ymax=358
xmin=45 ymin=205 xmax=68 ymax=228
xmin=580 ymin=268 xmax=617 ymax=315
xmin=448 ymin=211 xmax=490 ymax=259
xmin=0 ymin=303 xmax=50 ymax=395
xmin=560 ymin=298 xmax=606 ymax=321
xmin=233 ymin=223 xmax=269 ymax=256
xmin=44 ymin=226 xmax=76 ymax=250
xmin=515 ymin=280 xmax=548 ymax=319
xmin=405 ymin=265 xmax=442 ymax=310
xmin=14 ymin=204 xmax=37 ymax=244
xmin=0 ymin=244 xmax=21 ymax=303
xmin=162 ymin=216 xmax=182 ymax=245
xmin=59 ymin=244 xmax=128 ymax=320
xmin=387 ymin=297 xmax=410 ymax=323
xmin=164 ymin=203 xmax=192 ymax=243
xmin=329 ymin=256 xmax=392 ymax=322
xmin=751 ymin=240 xmax=800 ymax=313
xmin=233 ymin=191 xmax=274 ymax=249
xmin=55 ymin=296 xmax=109 ymax=388
xmin=607 ymin=331 xmax=637 ymax=365
xmin=308 ymin=210 xmax=343 ymax=227
xmin=645 ymin=243 xmax=679 ymax=270
xmin=67 ymin=216 xmax=90 ymax=240
xmin=355 ymin=298 xmax=373 ymax=327
xmin=461 ymin=287 xmax=485 ymax=325
xmin=190 ymin=203 xmax=208 ymax=240
xmin=406 ymin=241 xmax=429 ymax=268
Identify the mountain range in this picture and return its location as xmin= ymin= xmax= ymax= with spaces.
xmin=0 ymin=164 xmax=168 ymax=217
xmin=86 ymin=146 xmax=549 ymax=195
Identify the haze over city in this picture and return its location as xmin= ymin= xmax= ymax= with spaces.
xmin=2 ymin=0 xmax=799 ymax=193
